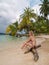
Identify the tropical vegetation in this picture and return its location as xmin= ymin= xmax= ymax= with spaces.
xmin=6 ymin=0 xmax=49 ymax=36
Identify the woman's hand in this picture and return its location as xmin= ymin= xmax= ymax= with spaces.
xmin=21 ymin=43 xmax=26 ymax=49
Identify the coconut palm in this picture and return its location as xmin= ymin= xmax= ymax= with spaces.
xmin=34 ymin=15 xmax=49 ymax=33
xmin=19 ymin=7 xmax=37 ymax=33
xmin=13 ymin=21 xmax=18 ymax=31
xmin=20 ymin=7 xmax=37 ymax=20
xmin=6 ymin=21 xmax=18 ymax=36
xmin=40 ymin=0 xmax=49 ymax=19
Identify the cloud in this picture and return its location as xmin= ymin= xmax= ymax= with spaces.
xmin=0 ymin=16 xmax=11 ymax=33
xmin=0 ymin=0 xmax=30 ymax=32
xmin=0 ymin=0 xmax=30 ymax=23
xmin=0 ymin=0 xmax=41 ymax=33
xmin=32 ymin=4 xmax=49 ymax=20
xmin=32 ymin=4 xmax=41 ymax=15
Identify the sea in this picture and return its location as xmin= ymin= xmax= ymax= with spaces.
xmin=0 ymin=35 xmax=27 ymax=50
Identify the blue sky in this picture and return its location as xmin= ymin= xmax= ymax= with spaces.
xmin=29 ymin=0 xmax=41 ymax=6
xmin=0 ymin=0 xmax=41 ymax=33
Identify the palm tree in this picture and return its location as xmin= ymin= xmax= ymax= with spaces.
xmin=6 ymin=25 xmax=16 ymax=36
xmin=19 ymin=7 xmax=37 ymax=33
xmin=20 ymin=7 xmax=37 ymax=20
xmin=13 ymin=21 xmax=18 ymax=31
xmin=6 ymin=21 xmax=18 ymax=36
xmin=34 ymin=15 xmax=49 ymax=33
xmin=40 ymin=0 xmax=49 ymax=19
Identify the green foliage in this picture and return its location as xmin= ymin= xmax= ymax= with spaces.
xmin=40 ymin=0 xmax=49 ymax=19
xmin=6 ymin=21 xmax=18 ymax=36
xmin=19 ymin=7 xmax=37 ymax=33
xmin=6 ymin=4 xmax=49 ymax=36
xmin=33 ymin=16 xmax=49 ymax=34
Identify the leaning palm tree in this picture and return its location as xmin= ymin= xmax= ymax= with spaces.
xmin=6 ymin=25 xmax=16 ymax=36
xmin=19 ymin=7 xmax=37 ymax=33
xmin=40 ymin=0 xmax=49 ymax=19
xmin=6 ymin=21 xmax=18 ymax=36
xmin=13 ymin=21 xmax=18 ymax=31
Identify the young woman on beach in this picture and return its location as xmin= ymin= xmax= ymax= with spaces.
xmin=21 ymin=31 xmax=39 ymax=61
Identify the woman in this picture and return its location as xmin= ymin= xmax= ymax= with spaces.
xmin=21 ymin=31 xmax=39 ymax=61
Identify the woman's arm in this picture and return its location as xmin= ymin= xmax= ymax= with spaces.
xmin=21 ymin=37 xmax=31 ymax=49
xmin=21 ymin=43 xmax=26 ymax=49
xmin=25 ymin=37 xmax=31 ymax=43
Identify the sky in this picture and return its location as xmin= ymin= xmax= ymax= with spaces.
xmin=0 ymin=0 xmax=41 ymax=33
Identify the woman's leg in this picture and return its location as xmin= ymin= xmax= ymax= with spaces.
xmin=26 ymin=42 xmax=33 ymax=48
xmin=24 ymin=42 xmax=32 ymax=54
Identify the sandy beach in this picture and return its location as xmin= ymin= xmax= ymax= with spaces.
xmin=0 ymin=35 xmax=49 ymax=65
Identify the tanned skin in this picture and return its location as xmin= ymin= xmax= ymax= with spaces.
xmin=21 ymin=31 xmax=36 ymax=49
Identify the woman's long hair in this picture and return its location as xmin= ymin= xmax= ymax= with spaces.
xmin=29 ymin=31 xmax=34 ymax=36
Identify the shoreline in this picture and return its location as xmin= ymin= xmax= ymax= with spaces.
xmin=0 ymin=35 xmax=49 ymax=65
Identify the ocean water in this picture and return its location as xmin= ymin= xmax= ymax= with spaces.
xmin=0 ymin=35 xmax=27 ymax=50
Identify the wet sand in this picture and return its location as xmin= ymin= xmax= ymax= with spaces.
xmin=0 ymin=35 xmax=49 ymax=65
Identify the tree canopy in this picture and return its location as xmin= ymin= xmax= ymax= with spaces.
xmin=6 ymin=1 xmax=49 ymax=36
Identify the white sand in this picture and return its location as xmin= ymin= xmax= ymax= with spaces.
xmin=0 ymin=36 xmax=49 ymax=65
